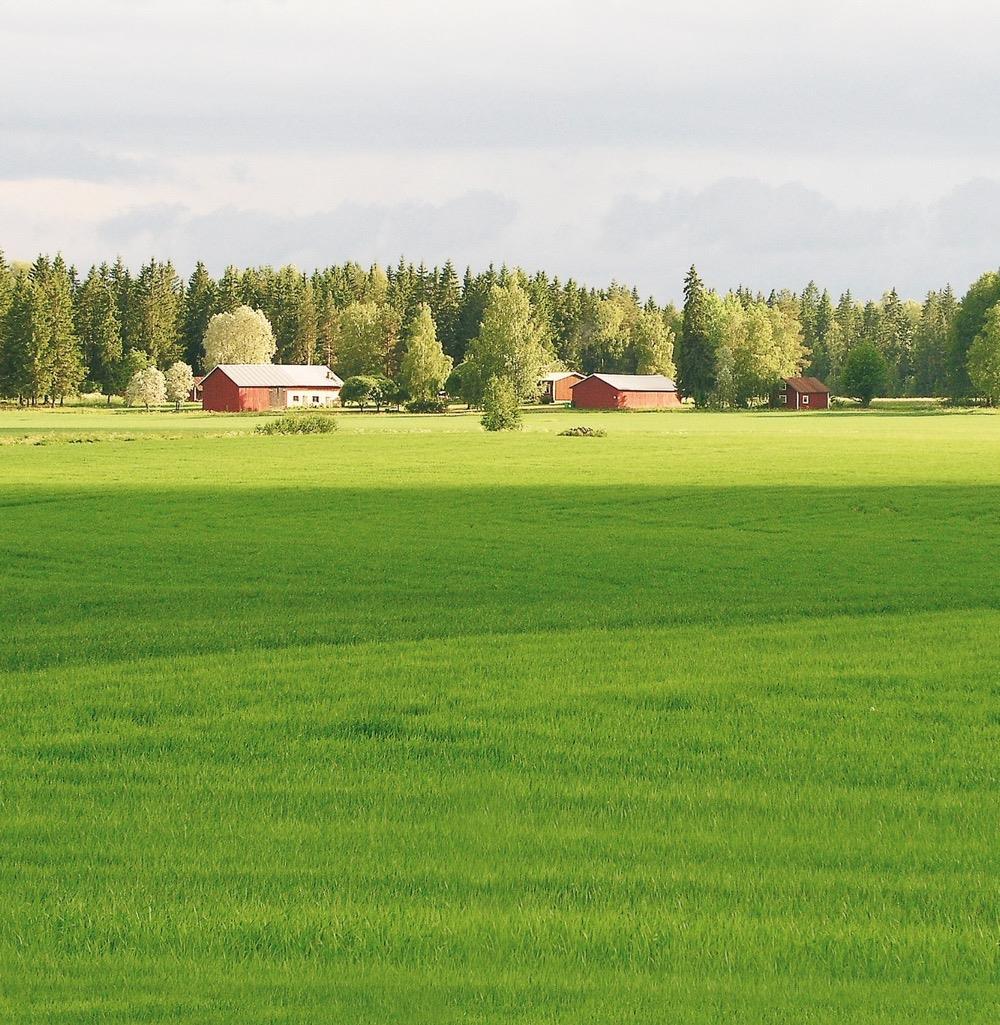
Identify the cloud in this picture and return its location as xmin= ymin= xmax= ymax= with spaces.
xmin=600 ymin=178 xmax=1000 ymax=299
xmin=97 ymin=192 xmax=519 ymax=271
xmin=0 ymin=136 xmax=154 ymax=182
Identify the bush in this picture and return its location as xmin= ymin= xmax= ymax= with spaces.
xmin=255 ymin=414 xmax=338 ymax=435
xmin=558 ymin=425 xmax=607 ymax=437
xmin=404 ymin=398 xmax=449 ymax=413
xmin=480 ymin=376 xmax=522 ymax=432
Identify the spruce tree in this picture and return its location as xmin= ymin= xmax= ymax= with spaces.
xmin=136 ymin=259 xmax=182 ymax=366
xmin=45 ymin=256 xmax=85 ymax=404
xmin=215 ymin=266 xmax=243 ymax=314
xmin=433 ymin=260 xmax=462 ymax=363
xmin=678 ymin=265 xmax=716 ymax=406
xmin=75 ymin=265 xmax=123 ymax=401
xmin=292 ymin=279 xmax=319 ymax=363
xmin=181 ymin=262 xmax=215 ymax=367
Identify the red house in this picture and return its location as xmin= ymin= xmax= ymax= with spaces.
xmin=774 ymin=377 xmax=830 ymax=410
xmin=571 ymin=373 xmax=681 ymax=410
xmin=540 ymin=372 xmax=585 ymax=403
xmin=201 ymin=364 xmax=343 ymax=412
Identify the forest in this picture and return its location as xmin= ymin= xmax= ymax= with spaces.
xmin=1 ymin=250 xmax=999 ymax=407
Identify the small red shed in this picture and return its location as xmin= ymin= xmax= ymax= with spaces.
xmin=571 ymin=373 xmax=681 ymax=410
xmin=201 ymin=364 xmax=343 ymax=412
xmin=540 ymin=372 xmax=585 ymax=403
xmin=774 ymin=377 xmax=830 ymax=410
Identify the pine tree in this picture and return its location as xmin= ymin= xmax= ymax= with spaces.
xmin=181 ymin=262 xmax=215 ymax=367
xmin=432 ymin=260 xmax=462 ymax=362
xmin=292 ymin=279 xmax=318 ymax=363
xmin=809 ymin=290 xmax=835 ymax=379
xmin=799 ymin=281 xmax=821 ymax=358
xmin=45 ymin=256 xmax=85 ymax=404
xmin=110 ymin=257 xmax=141 ymax=353
xmin=215 ymin=265 xmax=243 ymax=314
xmin=678 ymin=266 xmax=716 ymax=406
xmin=0 ymin=252 xmax=14 ymax=395
xmin=136 ymin=259 xmax=182 ymax=366
xmin=316 ymin=290 xmax=339 ymax=367
xmin=75 ymin=265 xmax=123 ymax=401
xmin=1 ymin=274 xmax=43 ymax=402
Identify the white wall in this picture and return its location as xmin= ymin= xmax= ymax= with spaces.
xmin=285 ymin=389 xmax=340 ymax=408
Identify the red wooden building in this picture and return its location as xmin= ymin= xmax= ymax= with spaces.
xmin=774 ymin=377 xmax=830 ymax=410
xmin=201 ymin=364 xmax=343 ymax=412
xmin=540 ymin=372 xmax=585 ymax=403
xmin=571 ymin=373 xmax=681 ymax=410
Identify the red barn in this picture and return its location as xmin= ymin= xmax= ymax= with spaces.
xmin=774 ymin=376 xmax=830 ymax=410
xmin=201 ymin=364 xmax=343 ymax=412
xmin=540 ymin=372 xmax=585 ymax=403
xmin=571 ymin=373 xmax=681 ymax=410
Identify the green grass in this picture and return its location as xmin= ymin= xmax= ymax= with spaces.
xmin=1 ymin=407 xmax=998 ymax=1023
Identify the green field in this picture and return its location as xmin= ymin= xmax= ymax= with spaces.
xmin=1 ymin=406 xmax=998 ymax=1023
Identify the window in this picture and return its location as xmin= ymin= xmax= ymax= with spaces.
xmin=292 ymin=394 xmax=300 ymax=403
xmin=312 ymin=395 xmax=320 ymax=404
xmin=802 ymin=394 xmax=810 ymax=405
xmin=779 ymin=381 xmax=787 ymax=391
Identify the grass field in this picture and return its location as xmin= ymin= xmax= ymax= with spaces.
xmin=1 ymin=406 xmax=998 ymax=1023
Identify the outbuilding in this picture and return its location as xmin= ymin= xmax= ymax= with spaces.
xmin=571 ymin=373 xmax=681 ymax=410
xmin=201 ymin=364 xmax=344 ymax=412
xmin=540 ymin=371 xmax=586 ymax=403
xmin=774 ymin=376 xmax=830 ymax=410
xmin=187 ymin=376 xmax=204 ymax=403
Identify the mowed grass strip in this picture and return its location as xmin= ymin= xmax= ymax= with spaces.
xmin=0 ymin=410 xmax=998 ymax=1022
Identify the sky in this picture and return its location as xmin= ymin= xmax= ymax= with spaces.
xmin=2 ymin=0 xmax=999 ymax=301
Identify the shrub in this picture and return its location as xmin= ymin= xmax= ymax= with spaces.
xmin=340 ymin=376 xmax=382 ymax=411
xmin=480 ymin=376 xmax=522 ymax=432
xmin=255 ymin=414 xmax=338 ymax=435
xmin=558 ymin=425 xmax=607 ymax=437
xmin=404 ymin=398 xmax=449 ymax=413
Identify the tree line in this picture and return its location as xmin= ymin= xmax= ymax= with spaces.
xmin=0 ymin=249 xmax=998 ymax=407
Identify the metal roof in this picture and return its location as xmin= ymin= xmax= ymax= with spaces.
xmin=541 ymin=371 xmax=584 ymax=382
xmin=784 ymin=376 xmax=829 ymax=394
xmin=208 ymin=364 xmax=344 ymax=388
xmin=573 ymin=373 xmax=678 ymax=392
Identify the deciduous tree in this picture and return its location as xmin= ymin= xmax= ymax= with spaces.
xmin=164 ymin=361 xmax=195 ymax=411
xmin=202 ymin=306 xmax=277 ymax=369
xmin=967 ymin=302 xmax=1000 ymax=405
xmin=400 ymin=304 xmax=452 ymax=400
xmin=125 ymin=365 xmax=167 ymax=410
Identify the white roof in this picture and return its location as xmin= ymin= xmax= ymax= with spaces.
xmin=575 ymin=373 xmax=677 ymax=392
xmin=209 ymin=364 xmax=344 ymax=388
xmin=541 ymin=371 xmax=584 ymax=382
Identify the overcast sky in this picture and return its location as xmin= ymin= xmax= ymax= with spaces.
xmin=2 ymin=0 xmax=998 ymax=300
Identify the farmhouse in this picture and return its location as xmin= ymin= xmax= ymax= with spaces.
xmin=187 ymin=376 xmax=204 ymax=402
xmin=540 ymin=371 xmax=585 ymax=403
xmin=571 ymin=373 xmax=681 ymax=410
xmin=774 ymin=376 xmax=830 ymax=410
xmin=201 ymin=364 xmax=344 ymax=412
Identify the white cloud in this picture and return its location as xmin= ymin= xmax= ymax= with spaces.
xmin=2 ymin=1 xmax=999 ymax=298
